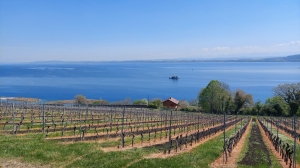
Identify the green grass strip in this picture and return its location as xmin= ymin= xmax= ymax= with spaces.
xmin=237 ymin=120 xmax=281 ymax=168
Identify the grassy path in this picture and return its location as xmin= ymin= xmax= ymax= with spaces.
xmin=236 ymin=119 xmax=281 ymax=168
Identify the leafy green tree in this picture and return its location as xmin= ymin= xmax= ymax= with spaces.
xmin=254 ymin=100 xmax=263 ymax=115
xmin=92 ymin=99 xmax=110 ymax=105
xmin=264 ymin=96 xmax=289 ymax=116
xmin=148 ymin=99 xmax=162 ymax=109
xmin=74 ymin=94 xmax=87 ymax=105
xmin=233 ymin=89 xmax=254 ymax=114
xmin=273 ymin=82 xmax=300 ymax=116
xmin=198 ymin=80 xmax=231 ymax=113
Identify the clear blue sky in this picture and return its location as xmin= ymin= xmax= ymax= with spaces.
xmin=1 ymin=0 xmax=299 ymax=62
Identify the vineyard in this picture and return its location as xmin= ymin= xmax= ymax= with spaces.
xmin=0 ymin=102 xmax=299 ymax=168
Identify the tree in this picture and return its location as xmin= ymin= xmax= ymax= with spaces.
xmin=179 ymin=100 xmax=189 ymax=108
xmin=254 ymin=100 xmax=263 ymax=116
xmin=264 ymin=96 xmax=289 ymax=116
xmin=148 ymin=99 xmax=162 ymax=109
xmin=75 ymin=94 xmax=87 ymax=105
xmin=273 ymin=82 xmax=300 ymax=115
xmin=133 ymin=98 xmax=148 ymax=105
xmin=92 ymin=99 xmax=110 ymax=105
xmin=233 ymin=89 xmax=254 ymax=114
xmin=198 ymin=80 xmax=231 ymax=113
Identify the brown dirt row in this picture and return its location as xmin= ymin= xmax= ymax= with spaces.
xmin=257 ymin=120 xmax=300 ymax=168
xmin=209 ymin=119 xmax=252 ymax=168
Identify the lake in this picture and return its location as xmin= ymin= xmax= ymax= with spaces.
xmin=0 ymin=62 xmax=299 ymax=103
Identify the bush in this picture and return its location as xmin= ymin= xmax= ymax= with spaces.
xmin=133 ymin=98 xmax=148 ymax=105
xmin=180 ymin=106 xmax=198 ymax=112
xmin=148 ymin=99 xmax=162 ymax=109
xmin=148 ymin=104 xmax=158 ymax=109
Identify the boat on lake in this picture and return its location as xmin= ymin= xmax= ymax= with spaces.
xmin=169 ymin=76 xmax=179 ymax=80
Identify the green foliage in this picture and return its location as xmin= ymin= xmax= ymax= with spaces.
xmin=92 ymin=99 xmax=110 ymax=105
xmin=198 ymin=80 xmax=232 ymax=113
xmin=273 ymin=82 xmax=300 ymax=115
xmin=233 ymin=89 xmax=254 ymax=114
xmin=179 ymin=106 xmax=198 ymax=112
xmin=133 ymin=98 xmax=148 ymax=105
xmin=148 ymin=99 xmax=162 ymax=109
xmin=260 ymin=96 xmax=289 ymax=116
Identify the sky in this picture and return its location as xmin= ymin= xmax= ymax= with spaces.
xmin=0 ymin=0 xmax=300 ymax=62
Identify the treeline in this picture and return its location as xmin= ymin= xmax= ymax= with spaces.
xmin=73 ymin=95 xmax=199 ymax=111
xmin=68 ymin=81 xmax=299 ymax=116
xmin=73 ymin=94 xmax=164 ymax=109
xmin=198 ymin=81 xmax=300 ymax=117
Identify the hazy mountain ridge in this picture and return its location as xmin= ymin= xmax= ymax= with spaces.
xmin=259 ymin=54 xmax=300 ymax=62
xmin=2 ymin=54 xmax=299 ymax=64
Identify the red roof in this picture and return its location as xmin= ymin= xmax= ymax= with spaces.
xmin=163 ymin=97 xmax=179 ymax=105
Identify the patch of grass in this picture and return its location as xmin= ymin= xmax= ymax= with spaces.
xmin=0 ymin=134 xmax=99 ymax=167
xmin=66 ymin=147 xmax=159 ymax=168
xmin=237 ymin=120 xmax=281 ymax=168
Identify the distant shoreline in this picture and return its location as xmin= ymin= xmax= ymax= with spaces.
xmin=1 ymin=54 xmax=299 ymax=64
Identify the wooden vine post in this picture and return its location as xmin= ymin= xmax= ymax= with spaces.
xmin=79 ymin=105 xmax=82 ymax=140
xmin=293 ymin=114 xmax=296 ymax=168
xmin=12 ymin=103 xmax=15 ymax=134
xmin=276 ymin=117 xmax=278 ymax=137
xmin=121 ymin=107 xmax=125 ymax=148
xmin=223 ymin=111 xmax=227 ymax=164
xmin=270 ymin=114 xmax=272 ymax=131
xmin=42 ymin=104 xmax=45 ymax=137
xmin=168 ymin=110 xmax=173 ymax=154
xmin=85 ymin=103 xmax=88 ymax=126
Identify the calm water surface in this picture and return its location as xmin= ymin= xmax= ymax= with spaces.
xmin=0 ymin=62 xmax=299 ymax=102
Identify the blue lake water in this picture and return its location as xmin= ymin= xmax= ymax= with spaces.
xmin=0 ymin=62 xmax=299 ymax=103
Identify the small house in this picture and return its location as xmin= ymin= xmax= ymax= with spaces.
xmin=162 ymin=97 xmax=179 ymax=109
